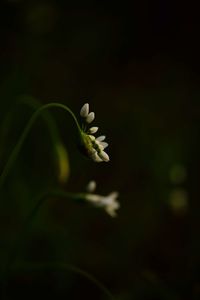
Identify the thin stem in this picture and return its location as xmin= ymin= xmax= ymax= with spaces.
xmin=20 ymin=96 xmax=65 ymax=152
xmin=1 ymin=189 xmax=83 ymax=298
xmin=0 ymin=97 xmax=71 ymax=184
xmin=3 ymin=190 xmax=83 ymax=267
xmin=0 ymin=103 xmax=82 ymax=191
xmin=20 ymin=97 xmax=71 ymax=183
xmin=1 ymin=190 xmax=114 ymax=299
xmin=12 ymin=261 xmax=115 ymax=299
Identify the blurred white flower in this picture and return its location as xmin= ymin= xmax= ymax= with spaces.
xmin=84 ymin=181 xmax=120 ymax=217
xmin=86 ymin=180 xmax=97 ymax=193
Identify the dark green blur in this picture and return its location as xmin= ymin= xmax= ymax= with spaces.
xmin=0 ymin=1 xmax=199 ymax=299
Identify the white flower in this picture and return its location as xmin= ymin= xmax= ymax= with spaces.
xmin=96 ymin=135 xmax=106 ymax=142
xmin=89 ymin=127 xmax=99 ymax=134
xmin=80 ymin=103 xmax=89 ymax=117
xmin=84 ymin=181 xmax=120 ymax=217
xmin=91 ymin=151 xmax=104 ymax=162
xmin=86 ymin=134 xmax=110 ymax=162
xmin=100 ymin=142 xmax=108 ymax=149
xmin=85 ymin=191 xmax=120 ymax=217
xmin=98 ymin=150 xmax=109 ymax=162
xmin=86 ymin=180 xmax=97 ymax=193
xmin=86 ymin=112 xmax=95 ymax=123
xmin=79 ymin=103 xmax=110 ymax=163
xmin=80 ymin=103 xmax=95 ymax=123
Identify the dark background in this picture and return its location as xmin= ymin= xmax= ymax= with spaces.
xmin=0 ymin=0 xmax=200 ymax=299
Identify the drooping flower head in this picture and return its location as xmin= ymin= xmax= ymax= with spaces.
xmin=79 ymin=103 xmax=110 ymax=163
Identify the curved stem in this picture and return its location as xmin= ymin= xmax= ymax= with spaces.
xmin=0 ymin=97 xmax=71 ymax=184
xmin=1 ymin=189 xmax=84 ymax=298
xmin=0 ymin=103 xmax=82 ymax=191
xmin=1 ymin=190 xmax=114 ymax=299
xmin=20 ymin=97 xmax=71 ymax=183
xmin=11 ymin=261 xmax=115 ymax=299
xmin=19 ymin=97 xmax=67 ymax=149
xmin=3 ymin=190 xmax=83 ymax=267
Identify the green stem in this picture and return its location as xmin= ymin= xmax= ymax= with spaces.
xmin=1 ymin=190 xmax=114 ymax=299
xmin=0 ymin=103 xmax=82 ymax=191
xmin=1 ymin=189 xmax=83 ymax=298
xmin=20 ymin=96 xmax=64 ymax=152
xmin=18 ymin=97 xmax=71 ymax=183
xmin=0 ymin=97 xmax=71 ymax=184
xmin=12 ymin=261 xmax=115 ymax=299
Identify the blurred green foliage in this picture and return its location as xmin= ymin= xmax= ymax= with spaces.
xmin=0 ymin=0 xmax=200 ymax=299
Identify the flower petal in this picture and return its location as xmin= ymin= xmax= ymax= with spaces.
xmin=95 ymin=140 xmax=104 ymax=151
xmin=96 ymin=135 xmax=106 ymax=142
xmin=80 ymin=103 xmax=89 ymax=117
xmin=89 ymin=127 xmax=98 ymax=134
xmin=105 ymin=207 xmax=118 ymax=217
xmin=88 ymin=134 xmax=96 ymax=141
xmin=91 ymin=151 xmax=103 ymax=162
xmin=86 ymin=112 xmax=95 ymax=123
xmin=86 ymin=180 xmax=97 ymax=193
xmin=99 ymin=150 xmax=110 ymax=162
xmin=100 ymin=142 xmax=108 ymax=149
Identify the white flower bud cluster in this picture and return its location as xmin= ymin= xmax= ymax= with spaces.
xmin=85 ymin=181 xmax=120 ymax=217
xmin=80 ymin=103 xmax=110 ymax=162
